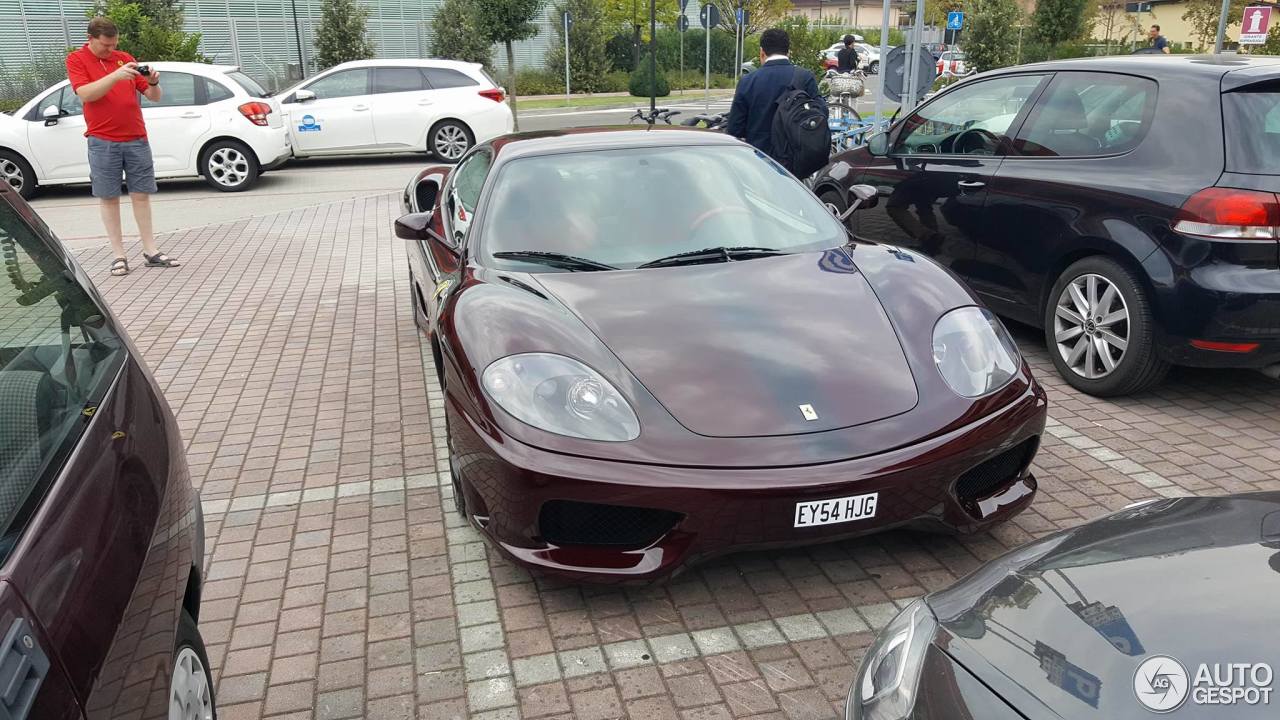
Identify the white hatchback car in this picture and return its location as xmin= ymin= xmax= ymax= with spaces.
xmin=0 ymin=62 xmax=290 ymax=198
xmin=276 ymin=59 xmax=513 ymax=163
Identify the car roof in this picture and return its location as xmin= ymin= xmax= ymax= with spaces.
xmin=991 ymin=53 xmax=1280 ymax=82
xmin=147 ymin=61 xmax=241 ymax=75
xmin=488 ymin=127 xmax=744 ymax=163
xmin=322 ymin=58 xmax=483 ymax=72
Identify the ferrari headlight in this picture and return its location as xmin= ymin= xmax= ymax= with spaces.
xmin=847 ymin=600 xmax=937 ymax=720
xmin=482 ymin=353 xmax=640 ymax=442
xmin=932 ymin=307 xmax=1021 ymax=398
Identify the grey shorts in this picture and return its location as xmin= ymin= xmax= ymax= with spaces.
xmin=87 ymin=136 xmax=158 ymax=198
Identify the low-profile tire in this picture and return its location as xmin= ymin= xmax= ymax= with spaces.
xmin=443 ymin=401 xmax=466 ymax=518
xmin=429 ymin=120 xmax=474 ymax=163
xmin=200 ymin=140 xmax=259 ymax=192
xmin=171 ymin=609 xmax=217 ymax=720
xmin=0 ymin=150 xmax=37 ymax=200
xmin=1044 ymin=256 xmax=1169 ymax=397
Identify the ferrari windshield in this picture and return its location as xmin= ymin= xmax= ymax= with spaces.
xmin=481 ymin=145 xmax=848 ymax=271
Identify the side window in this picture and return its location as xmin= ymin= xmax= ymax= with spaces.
xmin=141 ymin=72 xmax=199 ymax=108
xmin=0 ymin=203 xmax=125 ymax=557
xmin=452 ymin=152 xmax=491 ymax=211
xmin=33 ymin=87 xmax=82 ymax=120
xmin=205 ymin=78 xmax=235 ymax=103
xmin=1015 ymin=72 xmax=1157 ymax=157
xmin=894 ymin=74 xmax=1046 ymax=156
xmin=373 ymin=67 xmax=428 ymax=94
xmin=304 ymin=69 xmax=369 ymax=100
xmin=423 ymin=68 xmax=477 ymax=89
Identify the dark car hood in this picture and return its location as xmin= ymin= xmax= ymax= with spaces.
xmin=533 ymin=250 xmax=919 ymax=438
xmin=929 ymin=494 xmax=1280 ymax=720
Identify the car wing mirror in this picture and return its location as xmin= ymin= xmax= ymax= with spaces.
xmin=395 ymin=210 xmax=457 ymax=253
xmin=42 ymin=106 xmax=60 ymax=126
xmin=295 ymin=89 xmax=316 ymax=103
xmin=867 ymin=132 xmax=890 ymax=157
xmin=834 ymin=184 xmax=878 ymax=220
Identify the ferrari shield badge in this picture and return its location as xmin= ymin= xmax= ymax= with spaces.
xmin=799 ymin=404 xmax=819 ymax=421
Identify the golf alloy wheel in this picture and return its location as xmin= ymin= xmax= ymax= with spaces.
xmin=1054 ymin=272 xmax=1130 ymax=380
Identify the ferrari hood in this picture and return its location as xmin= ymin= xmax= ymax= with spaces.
xmin=929 ymin=495 xmax=1280 ymax=720
xmin=532 ymin=249 xmax=919 ymax=438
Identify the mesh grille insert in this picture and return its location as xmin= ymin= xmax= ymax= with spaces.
xmin=956 ymin=439 xmax=1037 ymax=501
xmin=538 ymin=500 xmax=682 ymax=548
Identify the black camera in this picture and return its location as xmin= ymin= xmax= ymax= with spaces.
xmin=135 ymin=65 xmax=151 ymax=76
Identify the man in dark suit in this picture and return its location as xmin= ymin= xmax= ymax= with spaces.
xmin=726 ymin=28 xmax=825 ymax=163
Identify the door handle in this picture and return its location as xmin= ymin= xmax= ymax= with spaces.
xmin=352 ymin=105 xmax=370 ymax=112
xmin=418 ymin=99 xmax=434 ymax=106
xmin=957 ymin=179 xmax=986 ymax=190
xmin=180 ymin=112 xmax=203 ymax=119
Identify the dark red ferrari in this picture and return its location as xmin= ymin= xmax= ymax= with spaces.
xmin=399 ymin=127 xmax=1048 ymax=583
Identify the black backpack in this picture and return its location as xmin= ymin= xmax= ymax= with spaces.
xmin=770 ymin=68 xmax=831 ymax=178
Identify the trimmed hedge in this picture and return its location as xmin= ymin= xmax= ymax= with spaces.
xmin=628 ymin=69 xmax=670 ymax=97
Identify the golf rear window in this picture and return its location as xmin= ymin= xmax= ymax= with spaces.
xmin=226 ymin=71 xmax=269 ymax=98
xmin=1223 ymin=82 xmax=1280 ymax=174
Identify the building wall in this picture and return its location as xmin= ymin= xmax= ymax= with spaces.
xmin=1093 ymin=0 xmax=1278 ymax=48
xmin=787 ymin=0 xmax=906 ymax=28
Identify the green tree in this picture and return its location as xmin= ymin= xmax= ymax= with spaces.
xmin=431 ymin=0 xmax=493 ymax=65
xmin=602 ymin=0 xmax=680 ymax=70
xmin=474 ymin=0 xmax=547 ymax=131
xmin=1257 ymin=20 xmax=1280 ymax=53
xmin=1031 ymin=0 xmax=1090 ymax=45
xmin=709 ymin=0 xmax=794 ymax=36
xmin=88 ymin=0 xmax=205 ymax=61
xmin=964 ymin=0 xmax=1021 ymax=71
xmin=314 ymin=0 xmax=375 ymax=70
xmin=1181 ymin=0 xmax=1243 ymax=50
xmin=775 ymin=16 xmax=842 ymax=76
xmin=547 ymin=0 xmax=613 ymax=93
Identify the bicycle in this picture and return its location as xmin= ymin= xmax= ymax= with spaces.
xmin=679 ymin=112 xmax=729 ymax=130
xmin=629 ymin=107 xmax=682 ymax=125
xmin=828 ymin=117 xmax=890 ymax=155
xmin=823 ymin=69 xmax=866 ymax=123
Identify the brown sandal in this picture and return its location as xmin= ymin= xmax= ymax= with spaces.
xmin=143 ymin=251 xmax=181 ymax=268
xmin=110 ymin=257 xmax=129 ymax=276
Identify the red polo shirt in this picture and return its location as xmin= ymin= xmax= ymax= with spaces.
xmin=66 ymin=45 xmax=150 ymax=142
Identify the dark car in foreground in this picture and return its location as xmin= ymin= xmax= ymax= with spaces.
xmin=398 ymin=127 xmax=1047 ymax=583
xmin=813 ymin=55 xmax=1280 ymax=397
xmin=847 ymin=493 xmax=1280 ymax=719
xmin=0 ymin=188 xmax=213 ymax=718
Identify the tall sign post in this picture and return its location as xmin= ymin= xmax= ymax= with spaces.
xmin=677 ymin=14 xmax=689 ymax=95
xmin=562 ymin=11 xmax=572 ymax=103
xmin=872 ymin=0 xmax=891 ymax=127
xmin=701 ymin=3 xmax=721 ymax=112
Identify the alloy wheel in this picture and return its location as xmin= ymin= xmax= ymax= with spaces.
xmin=1054 ymin=272 xmax=1130 ymax=380
xmin=0 ymin=159 xmax=24 ymax=193
xmin=208 ymin=147 xmax=248 ymax=188
xmin=434 ymin=125 xmax=469 ymax=161
xmin=169 ymin=647 xmax=214 ymax=720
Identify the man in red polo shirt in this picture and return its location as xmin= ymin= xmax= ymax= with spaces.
xmin=67 ymin=17 xmax=180 ymax=276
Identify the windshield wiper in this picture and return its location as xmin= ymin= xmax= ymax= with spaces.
xmin=638 ymin=246 xmax=786 ymax=269
xmin=492 ymin=251 xmax=618 ymax=272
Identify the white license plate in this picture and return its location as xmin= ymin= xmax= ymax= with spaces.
xmin=794 ymin=492 xmax=879 ymax=528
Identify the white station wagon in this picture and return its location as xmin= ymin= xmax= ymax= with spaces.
xmin=275 ymin=59 xmax=514 ymax=163
xmin=0 ymin=61 xmax=290 ymax=198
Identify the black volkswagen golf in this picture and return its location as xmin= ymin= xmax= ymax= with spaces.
xmin=814 ymin=55 xmax=1280 ymax=396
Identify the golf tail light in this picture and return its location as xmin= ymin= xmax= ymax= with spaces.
xmin=1174 ymin=187 xmax=1280 ymax=240
xmin=238 ymin=101 xmax=272 ymax=127
xmin=482 ymin=353 xmax=639 ymax=442
xmin=479 ymin=88 xmax=506 ymax=103
xmin=848 ymin=600 xmax=936 ymax=720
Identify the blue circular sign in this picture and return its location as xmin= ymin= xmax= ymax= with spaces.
xmin=301 ymin=115 xmax=317 ymax=127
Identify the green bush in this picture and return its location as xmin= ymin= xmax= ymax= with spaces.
xmin=514 ymin=68 xmax=569 ymax=96
xmin=667 ymin=72 xmax=736 ymax=91
xmin=629 ymin=68 xmax=670 ymax=97
xmin=0 ymin=99 xmax=26 ymax=114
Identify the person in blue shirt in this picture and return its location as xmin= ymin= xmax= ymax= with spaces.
xmin=725 ymin=28 xmax=825 ymax=163
xmin=1149 ymin=25 xmax=1171 ymax=53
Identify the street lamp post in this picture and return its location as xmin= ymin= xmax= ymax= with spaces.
xmin=290 ymin=0 xmax=306 ymax=79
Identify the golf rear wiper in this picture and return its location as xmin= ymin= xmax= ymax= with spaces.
xmin=638 ymin=246 xmax=786 ymax=269
xmin=492 ymin=251 xmax=618 ymax=272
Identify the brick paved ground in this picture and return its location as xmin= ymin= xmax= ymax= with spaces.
xmin=77 ymin=194 xmax=1280 ymax=720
